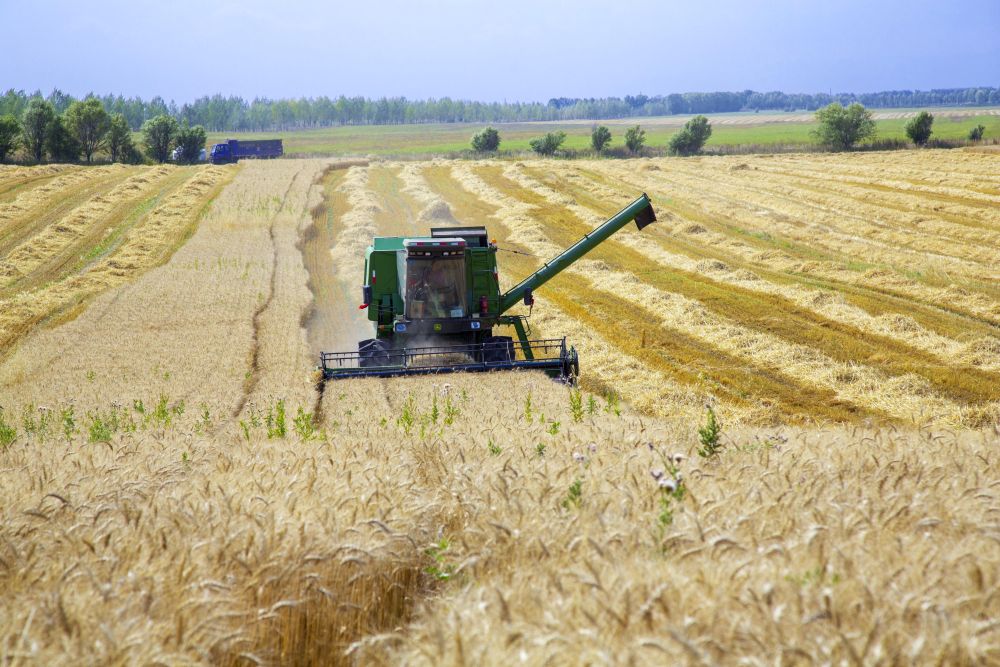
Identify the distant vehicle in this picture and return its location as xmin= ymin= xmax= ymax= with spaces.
xmin=169 ymin=147 xmax=208 ymax=162
xmin=209 ymin=139 xmax=283 ymax=165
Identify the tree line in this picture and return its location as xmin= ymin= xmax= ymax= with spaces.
xmin=1 ymin=86 xmax=997 ymax=132
xmin=0 ymin=97 xmax=207 ymax=165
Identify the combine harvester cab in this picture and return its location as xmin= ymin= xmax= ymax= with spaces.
xmin=320 ymin=193 xmax=656 ymax=383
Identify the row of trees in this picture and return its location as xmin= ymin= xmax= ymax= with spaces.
xmin=0 ymin=97 xmax=208 ymax=164
xmin=2 ymin=87 xmax=997 ymax=132
xmin=470 ymin=116 xmax=715 ymax=157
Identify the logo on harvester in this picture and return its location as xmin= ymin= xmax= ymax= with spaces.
xmin=470 ymin=321 xmax=481 ymax=329
xmin=394 ymin=323 xmax=407 ymax=332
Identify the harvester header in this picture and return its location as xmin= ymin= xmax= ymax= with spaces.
xmin=320 ymin=193 xmax=656 ymax=382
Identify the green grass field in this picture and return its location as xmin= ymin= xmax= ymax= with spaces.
xmin=203 ymin=108 xmax=1000 ymax=157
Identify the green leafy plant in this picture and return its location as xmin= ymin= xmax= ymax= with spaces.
xmin=698 ymin=406 xmax=723 ymax=458
xmin=535 ymin=442 xmax=547 ymax=457
xmin=424 ymin=538 xmax=456 ymax=581
xmin=444 ymin=396 xmax=459 ymax=426
xmin=562 ymin=478 xmax=583 ymax=509
xmin=61 ymin=405 xmax=76 ymax=440
xmin=547 ymin=420 xmax=560 ymax=436
xmin=0 ymin=409 xmax=17 ymax=448
xmin=153 ymin=394 xmax=171 ymax=427
xmin=523 ymin=392 xmax=534 ymax=423
xmin=293 ymin=407 xmax=316 ymax=440
xmin=488 ymin=439 xmax=502 ymax=456
xmin=569 ymin=388 xmax=584 ymax=423
xmin=398 ymin=395 xmax=415 ymax=435
xmin=87 ymin=413 xmax=113 ymax=444
xmin=604 ymin=391 xmax=620 ymax=416
xmin=266 ymin=399 xmax=287 ymax=439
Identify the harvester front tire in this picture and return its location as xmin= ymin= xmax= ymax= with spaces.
xmin=358 ymin=339 xmax=391 ymax=368
xmin=482 ymin=336 xmax=515 ymax=364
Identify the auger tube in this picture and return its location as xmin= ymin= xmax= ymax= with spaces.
xmin=498 ymin=193 xmax=656 ymax=314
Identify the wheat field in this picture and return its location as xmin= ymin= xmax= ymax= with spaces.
xmin=1 ymin=151 xmax=999 ymax=665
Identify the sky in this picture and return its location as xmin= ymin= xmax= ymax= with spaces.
xmin=2 ymin=0 xmax=997 ymax=103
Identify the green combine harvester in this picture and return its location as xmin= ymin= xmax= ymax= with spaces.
xmin=320 ymin=193 xmax=656 ymax=383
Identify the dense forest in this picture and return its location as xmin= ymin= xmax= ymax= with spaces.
xmin=1 ymin=87 xmax=997 ymax=132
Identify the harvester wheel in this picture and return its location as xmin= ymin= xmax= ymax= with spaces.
xmin=358 ymin=339 xmax=391 ymax=368
xmin=482 ymin=336 xmax=515 ymax=364
xmin=563 ymin=347 xmax=580 ymax=385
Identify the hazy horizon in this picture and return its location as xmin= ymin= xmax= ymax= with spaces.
xmin=2 ymin=0 xmax=997 ymax=104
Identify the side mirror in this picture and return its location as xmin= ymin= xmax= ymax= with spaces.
xmin=362 ymin=285 xmax=373 ymax=305
xmin=523 ymin=288 xmax=534 ymax=306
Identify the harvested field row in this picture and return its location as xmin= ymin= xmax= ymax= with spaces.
xmin=0 ymin=166 xmax=180 ymax=289
xmin=0 ymin=164 xmax=82 ymax=201
xmin=663 ymin=160 xmax=1000 ymax=267
xmin=526 ymin=163 xmax=1000 ymax=372
xmin=588 ymin=160 xmax=1000 ymax=324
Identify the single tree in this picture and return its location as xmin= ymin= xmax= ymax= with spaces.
xmin=624 ymin=125 xmax=646 ymax=153
xmin=21 ymin=98 xmax=56 ymax=162
xmin=904 ymin=111 xmax=934 ymax=146
xmin=591 ymin=125 xmax=612 ymax=152
xmin=106 ymin=113 xmax=134 ymax=163
xmin=529 ymin=131 xmax=566 ymax=156
xmin=668 ymin=115 xmax=713 ymax=156
xmin=175 ymin=123 xmax=207 ymax=162
xmin=0 ymin=115 xmax=21 ymax=163
xmin=65 ymin=98 xmax=111 ymax=162
xmin=142 ymin=114 xmax=179 ymax=163
xmin=45 ymin=115 xmax=81 ymax=162
xmin=968 ymin=124 xmax=986 ymax=141
xmin=471 ymin=126 xmax=500 ymax=152
xmin=812 ymin=102 xmax=876 ymax=151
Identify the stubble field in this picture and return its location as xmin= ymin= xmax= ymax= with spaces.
xmin=1 ymin=150 xmax=999 ymax=665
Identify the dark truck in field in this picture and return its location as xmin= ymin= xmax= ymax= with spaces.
xmin=209 ymin=139 xmax=283 ymax=164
